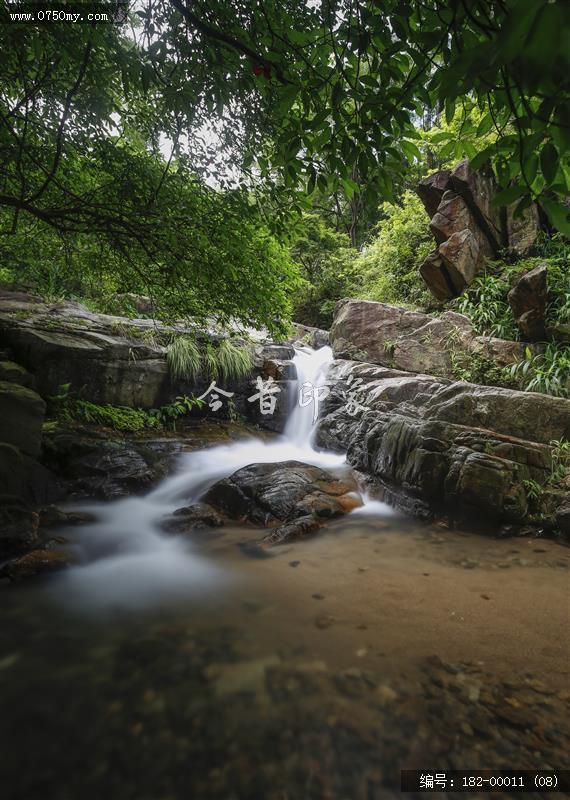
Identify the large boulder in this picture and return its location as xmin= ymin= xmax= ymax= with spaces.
xmin=329 ymin=299 xmax=528 ymax=379
xmin=204 ymin=461 xmax=361 ymax=541
xmin=316 ymin=359 xmax=569 ymax=526
xmin=507 ymin=264 xmax=548 ymax=341
xmin=417 ymin=160 xmax=539 ymax=300
xmin=330 ymin=300 xmax=432 ymax=365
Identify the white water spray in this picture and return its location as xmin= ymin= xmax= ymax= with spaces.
xmin=53 ymin=346 xmax=346 ymax=609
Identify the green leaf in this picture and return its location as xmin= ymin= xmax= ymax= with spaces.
xmin=470 ymin=146 xmax=494 ymax=171
xmin=541 ymin=198 xmax=570 ymax=236
xmin=540 ymin=143 xmax=558 ymax=185
xmin=400 ymin=139 xmax=422 ymax=161
xmin=429 ymin=131 xmax=451 ymax=144
xmin=491 ymin=184 xmax=527 ymax=207
xmin=476 ymin=113 xmax=494 ymax=137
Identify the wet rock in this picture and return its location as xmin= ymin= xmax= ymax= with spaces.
xmin=507 ymin=264 xmax=548 ymax=341
xmin=237 ymin=541 xmax=273 ymax=559
xmin=0 ymin=380 xmax=45 ymax=459
xmin=0 ymin=359 xmax=35 ymax=388
xmin=204 ymin=461 xmax=360 ymax=535
xmin=315 ymin=613 xmax=336 ymax=629
xmin=317 ymin=358 xmax=569 ymax=524
xmin=0 ymin=546 xmax=70 ymax=580
xmin=0 ymin=290 xmax=297 ymax=433
xmin=161 ymin=503 xmax=224 ymax=534
xmin=289 ymin=323 xmax=329 ymax=349
xmin=263 ymin=514 xmax=321 ymax=544
xmin=39 ymin=505 xmax=95 ymax=528
xmin=42 ymin=427 xmax=184 ymax=499
xmin=0 ymin=504 xmax=40 ymax=555
xmin=0 ymin=443 xmax=60 ymax=506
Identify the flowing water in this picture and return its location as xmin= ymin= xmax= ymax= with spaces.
xmin=0 ymin=346 xmax=568 ymax=799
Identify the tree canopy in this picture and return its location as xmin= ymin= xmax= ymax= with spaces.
xmin=1 ymin=0 xmax=569 ymax=329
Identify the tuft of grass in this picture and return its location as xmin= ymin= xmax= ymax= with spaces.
xmin=203 ymin=342 xmax=220 ymax=380
xmin=217 ymin=339 xmax=254 ymax=381
xmin=167 ymin=336 xmax=201 ymax=381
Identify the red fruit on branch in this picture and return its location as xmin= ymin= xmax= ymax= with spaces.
xmin=253 ymin=65 xmax=264 ymax=76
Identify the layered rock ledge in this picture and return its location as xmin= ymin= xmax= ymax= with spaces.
xmin=316 ymin=359 xmax=569 ymax=534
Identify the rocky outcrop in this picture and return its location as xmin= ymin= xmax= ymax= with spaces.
xmin=289 ymin=323 xmax=330 ymax=349
xmin=330 ymin=299 xmax=529 ymax=379
xmin=0 ymin=358 xmax=60 ymax=542
xmin=204 ymin=461 xmax=361 ymax=543
xmin=507 ymin=264 xmax=548 ymax=341
xmin=0 ymin=289 xmax=297 ymax=432
xmin=41 ymin=426 xmax=186 ymax=500
xmin=0 ymin=378 xmax=46 ymax=459
xmin=316 ymin=359 xmax=569 ymax=528
xmin=417 ymin=160 xmax=539 ymax=300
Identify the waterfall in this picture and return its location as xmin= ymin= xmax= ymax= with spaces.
xmin=52 ymin=345 xmax=344 ymax=610
xmin=284 ymin=345 xmax=334 ymax=447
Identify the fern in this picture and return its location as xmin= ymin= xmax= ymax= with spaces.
xmin=166 ymin=335 xmax=201 ymax=380
xmin=217 ymin=339 xmax=254 ymax=380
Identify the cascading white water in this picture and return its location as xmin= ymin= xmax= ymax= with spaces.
xmin=284 ymin=345 xmax=334 ymax=447
xmin=53 ymin=345 xmax=346 ymax=610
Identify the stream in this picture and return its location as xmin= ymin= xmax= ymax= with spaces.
xmin=0 ymin=346 xmax=568 ymax=798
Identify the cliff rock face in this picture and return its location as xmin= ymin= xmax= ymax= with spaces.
xmin=316 ymin=359 xmax=569 ymax=529
xmin=0 ymin=289 xmax=297 ymax=430
xmin=417 ymin=160 xmax=539 ymax=300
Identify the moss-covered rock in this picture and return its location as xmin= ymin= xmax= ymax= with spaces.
xmin=0 ymin=359 xmax=35 ymax=388
xmin=0 ymin=381 xmax=45 ymax=458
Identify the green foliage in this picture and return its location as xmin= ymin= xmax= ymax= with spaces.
xmin=523 ymin=478 xmax=544 ymax=504
xmin=166 ymin=337 xmax=201 ymax=381
xmin=166 ymin=336 xmax=253 ymax=382
xmin=449 ymin=349 xmax=517 ymax=390
xmin=48 ymin=383 xmax=205 ymax=431
xmin=354 ymin=192 xmax=433 ymax=308
xmin=456 ymin=271 xmax=520 ymax=340
xmin=550 ymin=438 xmax=570 ymax=485
xmin=217 ymin=340 xmax=254 ymax=381
xmin=149 ymin=395 xmax=205 ymax=430
xmin=508 ymin=344 xmax=570 ymax=398
xmin=203 ymin=343 xmax=220 ymax=381
xmin=290 ymin=214 xmax=358 ymax=328
xmin=523 ymin=438 xmax=569 ymax=508
xmin=419 ymin=100 xmax=505 ymax=171
xmin=456 ymin=252 xmax=570 ymax=339
xmin=67 ymin=400 xmax=156 ymax=432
